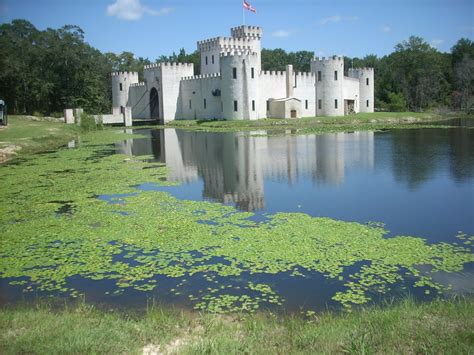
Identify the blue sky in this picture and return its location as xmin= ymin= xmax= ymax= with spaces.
xmin=1 ymin=0 xmax=472 ymax=60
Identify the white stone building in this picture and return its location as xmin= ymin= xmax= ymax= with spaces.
xmin=111 ymin=25 xmax=374 ymax=124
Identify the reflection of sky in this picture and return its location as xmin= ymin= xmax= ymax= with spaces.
xmin=116 ymin=127 xmax=474 ymax=243
xmin=417 ymin=264 xmax=474 ymax=294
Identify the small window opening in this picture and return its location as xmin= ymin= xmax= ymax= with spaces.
xmin=335 ymin=99 xmax=338 ymax=109
xmin=119 ymin=83 xmax=123 ymax=91
xmin=233 ymin=67 xmax=237 ymax=79
xmin=234 ymin=100 xmax=238 ymax=112
xmin=317 ymin=71 xmax=322 ymax=81
xmin=334 ymin=71 xmax=338 ymax=81
xmin=252 ymin=100 xmax=255 ymax=111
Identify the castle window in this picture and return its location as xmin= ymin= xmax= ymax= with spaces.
xmin=212 ymin=55 xmax=215 ymax=64
xmin=334 ymin=71 xmax=338 ymax=81
xmin=366 ymin=77 xmax=369 ymax=86
xmin=189 ymin=100 xmax=192 ymax=110
xmin=335 ymin=99 xmax=338 ymax=109
xmin=205 ymin=56 xmax=208 ymax=65
xmin=119 ymin=83 xmax=123 ymax=91
xmin=366 ymin=99 xmax=369 ymax=107
xmin=252 ymin=100 xmax=255 ymax=111
xmin=305 ymin=100 xmax=308 ymax=110
xmin=266 ymin=100 xmax=270 ymax=111
xmin=251 ymin=67 xmax=255 ymax=79
xmin=318 ymin=71 xmax=322 ymax=81
xmin=233 ymin=67 xmax=237 ymax=79
xmin=234 ymin=100 xmax=238 ymax=112
xmin=318 ymin=99 xmax=322 ymax=110
xmin=204 ymin=98 xmax=207 ymax=109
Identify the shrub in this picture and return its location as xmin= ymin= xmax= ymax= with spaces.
xmin=32 ymin=111 xmax=44 ymax=117
xmin=387 ymin=92 xmax=407 ymax=112
xmin=50 ymin=112 xmax=64 ymax=118
xmin=80 ymin=112 xmax=103 ymax=132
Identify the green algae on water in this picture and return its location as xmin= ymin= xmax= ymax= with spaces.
xmin=0 ymin=129 xmax=472 ymax=312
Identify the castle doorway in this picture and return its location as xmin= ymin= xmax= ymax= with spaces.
xmin=150 ymin=87 xmax=160 ymax=121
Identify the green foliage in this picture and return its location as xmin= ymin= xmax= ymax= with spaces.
xmin=79 ymin=112 xmax=102 ymax=132
xmin=387 ymin=92 xmax=407 ymax=112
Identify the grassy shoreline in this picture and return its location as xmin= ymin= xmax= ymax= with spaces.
xmin=164 ymin=112 xmax=457 ymax=133
xmin=0 ymin=115 xmax=79 ymax=163
xmin=1 ymin=297 xmax=473 ymax=354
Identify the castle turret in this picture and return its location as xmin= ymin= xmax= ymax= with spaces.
xmin=220 ymin=51 xmax=260 ymax=120
xmin=348 ymin=68 xmax=374 ymax=113
xmin=111 ymin=71 xmax=139 ymax=113
xmin=311 ymin=56 xmax=344 ymax=116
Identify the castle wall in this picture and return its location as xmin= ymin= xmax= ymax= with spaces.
xmin=129 ymin=83 xmax=149 ymax=119
xmin=179 ymin=74 xmax=222 ymax=120
xmin=294 ymin=72 xmax=316 ymax=117
xmin=343 ymin=77 xmax=360 ymax=113
xmin=259 ymin=71 xmax=286 ymax=118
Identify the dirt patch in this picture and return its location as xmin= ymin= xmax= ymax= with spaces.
xmin=0 ymin=144 xmax=22 ymax=163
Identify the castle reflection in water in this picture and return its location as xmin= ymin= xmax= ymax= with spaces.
xmin=117 ymin=129 xmax=374 ymax=211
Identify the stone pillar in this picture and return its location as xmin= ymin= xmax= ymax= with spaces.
xmin=124 ymin=106 xmax=132 ymax=127
xmin=64 ymin=109 xmax=74 ymax=124
xmin=73 ymin=108 xmax=83 ymax=124
xmin=286 ymin=64 xmax=294 ymax=98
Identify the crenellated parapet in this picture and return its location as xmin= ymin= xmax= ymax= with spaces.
xmin=111 ymin=71 xmax=139 ymax=77
xmin=261 ymin=70 xmax=286 ymax=76
xmin=144 ymin=62 xmax=194 ymax=70
xmin=181 ymin=73 xmax=221 ymax=81
xmin=198 ymin=37 xmax=255 ymax=52
xmin=130 ymin=82 xmax=146 ymax=87
xmin=230 ymin=25 xmax=263 ymax=39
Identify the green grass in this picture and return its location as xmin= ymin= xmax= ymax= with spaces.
xmin=0 ymin=115 xmax=79 ymax=161
xmin=1 ymin=297 xmax=472 ymax=354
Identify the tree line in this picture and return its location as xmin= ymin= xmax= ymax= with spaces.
xmin=0 ymin=19 xmax=472 ymax=115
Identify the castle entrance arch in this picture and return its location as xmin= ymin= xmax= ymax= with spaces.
xmin=150 ymin=87 xmax=160 ymax=121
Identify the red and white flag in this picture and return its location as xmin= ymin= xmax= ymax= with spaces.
xmin=243 ymin=0 xmax=257 ymax=13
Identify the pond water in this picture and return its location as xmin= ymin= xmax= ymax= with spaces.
xmin=116 ymin=124 xmax=474 ymax=244
xmin=1 ymin=121 xmax=473 ymax=313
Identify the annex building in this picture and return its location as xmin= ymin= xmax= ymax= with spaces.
xmin=110 ymin=25 xmax=374 ymax=124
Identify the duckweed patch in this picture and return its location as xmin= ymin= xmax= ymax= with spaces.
xmin=0 ymin=129 xmax=472 ymax=312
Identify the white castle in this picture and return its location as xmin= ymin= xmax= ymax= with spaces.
xmin=111 ymin=25 xmax=374 ymax=124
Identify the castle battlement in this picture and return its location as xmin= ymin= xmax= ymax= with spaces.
xmin=198 ymin=37 xmax=255 ymax=52
xmin=296 ymin=72 xmax=316 ymax=77
xmin=230 ymin=25 xmax=263 ymax=39
xmin=130 ymin=82 xmax=146 ymax=87
xmin=220 ymin=51 xmax=259 ymax=58
xmin=144 ymin=62 xmax=193 ymax=70
xmin=181 ymin=73 xmax=221 ymax=81
xmin=111 ymin=71 xmax=138 ymax=77
xmin=261 ymin=70 xmax=286 ymax=76
xmin=313 ymin=55 xmax=344 ymax=63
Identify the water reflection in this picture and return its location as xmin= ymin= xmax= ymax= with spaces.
xmin=117 ymin=130 xmax=376 ymax=211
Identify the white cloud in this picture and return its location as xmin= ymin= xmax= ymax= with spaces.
xmin=272 ymin=30 xmax=291 ymax=38
xmin=319 ymin=15 xmax=341 ymax=25
xmin=431 ymin=39 xmax=444 ymax=47
xmin=382 ymin=25 xmax=391 ymax=33
xmin=106 ymin=0 xmax=173 ymax=21
xmin=318 ymin=15 xmax=359 ymax=26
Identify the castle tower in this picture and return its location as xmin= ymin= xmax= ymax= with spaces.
xmin=111 ymin=71 xmax=139 ymax=113
xmin=230 ymin=26 xmax=262 ymax=63
xmin=311 ymin=56 xmax=344 ymax=116
xmin=348 ymin=68 xmax=374 ymax=113
xmin=220 ymin=51 xmax=260 ymax=120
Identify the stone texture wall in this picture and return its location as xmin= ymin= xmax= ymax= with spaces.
xmin=311 ymin=56 xmax=345 ymax=116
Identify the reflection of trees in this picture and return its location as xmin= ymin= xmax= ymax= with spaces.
xmin=448 ymin=126 xmax=474 ymax=182
xmin=390 ymin=129 xmax=445 ymax=189
xmin=390 ymin=127 xmax=474 ymax=188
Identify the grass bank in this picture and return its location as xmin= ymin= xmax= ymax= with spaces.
xmin=0 ymin=115 xmax=79 ymax=162
xmin=165 ymin=112 xmax=449 ymax=133
xmin=1 ymin=297 xmax=472 ymax=354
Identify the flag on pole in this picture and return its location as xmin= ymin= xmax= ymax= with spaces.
xmin=243 ymin=0 xmax=257 ymax=13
